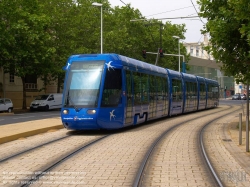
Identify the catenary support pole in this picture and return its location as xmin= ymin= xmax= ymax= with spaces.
xmin=239 ymin=113 xmax=242 ymax=145
xmin=246 ymin=82 xmax=249 ymax=152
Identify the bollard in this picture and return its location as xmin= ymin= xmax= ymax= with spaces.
xmin=239 ymin=113 xmax=242 ymax=145
xmin=242 ymin=103 xmax=245 ymax=116
xmin=246 ymin=115 xmax=249 ymax=152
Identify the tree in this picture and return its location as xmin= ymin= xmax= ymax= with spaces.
xmin=0 ymin=0 xmax=55 ymax=109
xmin=198 ymin=0 xmax=250 ymax=82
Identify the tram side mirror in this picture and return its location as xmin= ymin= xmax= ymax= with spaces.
xmin=62 ymin=66 xmax=67 ymax=71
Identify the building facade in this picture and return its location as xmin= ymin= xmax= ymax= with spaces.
xmin=0 ymin=67 xmax=61 ymax=108
xmin=183 ymin=34 xmax=235 ymax=98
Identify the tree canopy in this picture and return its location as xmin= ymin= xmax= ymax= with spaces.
xmin=0 ymin=0 xmax=188 ymax=108
xmin=198 ymin=0 xmax=250 ymax=83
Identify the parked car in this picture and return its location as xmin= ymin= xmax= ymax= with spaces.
xmin=30 ymin=93 xmax=62 ymax=111
xmin=240 ymin=94 xmax=246 ymax=100
xmin=232 ymin=94 xmax=241 ymax=100
xmin=0 ymin=98 xmax=14 ymax=113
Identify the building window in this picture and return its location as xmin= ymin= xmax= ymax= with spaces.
xmin=190 ymin=46 xmax=194 ymax=56
xmin=9 ymin=74 xmax=14 ymax=83
xmin=25 ymin=74 xmax=37 ymax=90
xmin=196 ymin=46 xmax=199 ymax=56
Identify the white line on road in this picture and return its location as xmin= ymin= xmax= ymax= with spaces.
xmin=42 ymin=114 xmax=60 ymax=117
xmin=13 ymin=116 xmax=35 ymax=119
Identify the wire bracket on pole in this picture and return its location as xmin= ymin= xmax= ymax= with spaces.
xmin=155 ymin=48 xmax=160 ymax=66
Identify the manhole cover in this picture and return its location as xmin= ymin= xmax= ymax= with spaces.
xmin=222 ymin=139 xmax=232 ymax=142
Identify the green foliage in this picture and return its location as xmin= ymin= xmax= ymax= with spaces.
xmin=198 ymin=0 xmax=250 ymax=83
xmin=0 ymin=0 xmax=189 ymax=108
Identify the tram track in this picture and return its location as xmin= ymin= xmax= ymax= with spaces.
xmin=0 ymin=133 xmax=111 ymax=187
xmin=0 ymin=128 xmax=115 ymax=164
xmin=0 ymin=105 xmax=242 ymax=186
xmin=0 ymin=135 xmax=70 ymax=163
xmin=198 ymin=106 xmax=243 ymax=187
xmin=20 ymin=135 xmax=110 ymax=187
xmin=27 ymin=105 xmax=235 ymax=186
xmin=0 ymin=105 xmax=230 ymax=164
xmin=133 ymin=105 xmax=240 ymax=187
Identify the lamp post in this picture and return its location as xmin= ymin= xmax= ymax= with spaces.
xmin=173 ymin=36 xmax=180 ymax=72
xmin=92 ymin=2 xmax=103 ymax=54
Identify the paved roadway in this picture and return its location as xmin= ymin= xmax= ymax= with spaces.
xmin=0 ymin=110 xmax=60 ymax=126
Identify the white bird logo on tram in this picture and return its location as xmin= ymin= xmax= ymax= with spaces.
xmin=66 ymin=62 xmax=70 ymax=70
xmin=105 ymin=61 xmax=115 ymax=71
xmin=110 ymin=110 xmax=116 ymax=121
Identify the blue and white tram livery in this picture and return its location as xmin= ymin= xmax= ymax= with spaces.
xmin=61 ymin=53 xmax=219 ymax=130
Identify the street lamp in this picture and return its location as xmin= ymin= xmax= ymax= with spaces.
xmin=92 ymin=2 xmax=103 ymax=54
xmin=173 ymin=36 xmax=180 ymax=72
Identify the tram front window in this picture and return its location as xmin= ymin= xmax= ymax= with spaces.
xmin=64 ymin=61 xmax=104 ymax=108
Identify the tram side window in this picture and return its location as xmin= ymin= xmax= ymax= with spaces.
xmin=199 ymin=83 xmax=206 ymax=100
xmin=212 ymin=85 xmax=219 ymax=99
xmin=155 ymin=77 xmax=165 ymax=102
xmin=186 ymin=81 xmax=197 ymax=99
xmin=126 ymin=71 xmax=132 ymax=107
xmin=133 ymin=72 xmax=141 ymax=105
xmin=172 ymin=79 xmax=182 ymax=101
xmin=101 ymin=69 xmax=122 ymax=107
xmin=149 ymin=75 xmax=157 ymax=103
xmin=141 ymin=73 xmax=149 ymax=104
xmin=207 ymin=84 xmax=213 ymax=99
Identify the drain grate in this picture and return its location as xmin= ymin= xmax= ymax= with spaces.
xmin=222 ymin=139 xmax=232 ymax=142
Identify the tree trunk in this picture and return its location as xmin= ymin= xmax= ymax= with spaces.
xmin=57 ymin=77 xmax=60 ymax=93
xmin=21 ymin=77 xmax=27 ymax=109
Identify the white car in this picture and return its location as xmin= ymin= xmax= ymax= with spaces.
xmin=30 ymin=93 xmax=62 ymax=111
xmin=0 ymin=98 xmax=14 ymax=113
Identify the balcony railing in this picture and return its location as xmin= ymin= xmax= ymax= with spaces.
xmin=25 ymin=83 xmax=37 ymax=90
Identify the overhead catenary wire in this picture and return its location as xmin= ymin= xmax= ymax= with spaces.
xmin=145 ymin=5 xmax=197 ymax=17
xmin=190 ymin=0 xmax=206 ymax=24
xmin=130 ymin=16 xmax=199 ymax=22
xmin=119 ymin=0 xmax=127 ymax=6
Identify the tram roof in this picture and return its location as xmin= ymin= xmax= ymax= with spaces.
xmin=117 ymin=54 xmax=168 ymax=75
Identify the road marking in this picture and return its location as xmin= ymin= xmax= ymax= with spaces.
xmin=42 ymin=114 xmax=60 ymax=117
xmin=0 ymin=119 xmax=4 ymax=121
xmin=13 ymin=116 xmax=35 ymax=119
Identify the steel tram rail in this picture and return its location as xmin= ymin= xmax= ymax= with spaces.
xmin=198 ymin=108 xmax=241 ymax=187
xmin=133 ymin=105 xmax=239 ymax=187
xmin=20 ymin=135 xmax=111 ymax=187
xmin=0 ymin=135 xmax=70 ymax=163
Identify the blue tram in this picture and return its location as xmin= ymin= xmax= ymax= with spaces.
xmin=61 ymin=54 xmax=219 ymax=130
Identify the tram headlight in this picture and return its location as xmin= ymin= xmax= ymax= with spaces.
xmin=63 ymin=109 xmax=69 ymax=115
xmin=87 ymin=109 xmax=96 ymax=114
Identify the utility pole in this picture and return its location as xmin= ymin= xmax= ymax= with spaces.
xmin=246 ymin=81 xmax=249 ymax=152
xmin=156 ymin=23 xmax=163 ymax=66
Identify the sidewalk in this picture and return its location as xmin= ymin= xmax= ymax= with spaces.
xmin=0 ymin=110 xmax=64 ymax=144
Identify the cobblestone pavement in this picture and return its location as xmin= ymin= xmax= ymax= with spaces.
xmin=0 ymin=105 xmax=249 ymax=187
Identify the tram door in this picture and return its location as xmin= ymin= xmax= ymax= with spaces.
xmin=125 ymin=71 xmax=133 ymax=124
xmin=170 ymin=78 xmax=183 ymax=115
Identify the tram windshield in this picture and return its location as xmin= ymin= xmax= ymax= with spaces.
xmin=63 ymin=61 xmax=104 ymax=108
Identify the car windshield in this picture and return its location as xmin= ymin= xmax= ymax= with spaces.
xmin=0 ymin=99 xmax=11 ymax=104
xmin=35 ymin=95 xmax=49 ymax=100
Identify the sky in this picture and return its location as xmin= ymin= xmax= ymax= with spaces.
xmin=108 ymin=0 xmax=207 ymax=44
